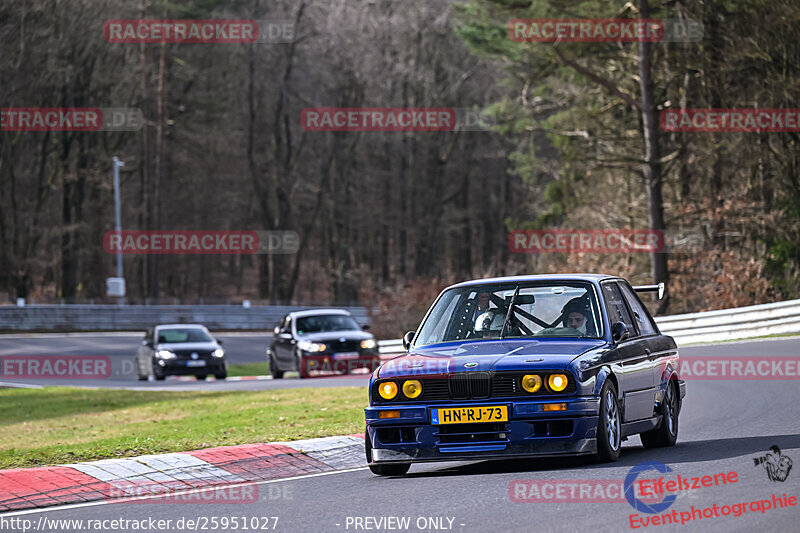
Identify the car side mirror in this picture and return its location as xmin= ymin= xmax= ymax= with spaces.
xmin=402 ymin=331 xmax=415 ymax=351
xmin=216 ymin=339 xmax=223 ymax=345
xmin=362 ymin=324 xmax=371 ymax=331
xmin=612 ymin=322 xmax=630 ymax=343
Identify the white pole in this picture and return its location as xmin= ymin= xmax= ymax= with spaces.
xmin=113 ymin=156 xmax=125 ymax=304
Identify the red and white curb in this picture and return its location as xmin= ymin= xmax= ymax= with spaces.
xmin=0 ymin=434 xmax=366 ymax=512
xmin=171 ymin=375 xmax=273 ymax=382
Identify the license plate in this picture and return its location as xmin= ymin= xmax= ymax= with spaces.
xmin=333 ymin=352 xmax=360 ymax=360
xmin=431 ymin=405 xmax=508 ymax=425
xmin=186 ymin=360 xmax=206 ymax=367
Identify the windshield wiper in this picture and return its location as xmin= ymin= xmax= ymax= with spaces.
xmin=499 ymin=285 xmax=520 ymax=338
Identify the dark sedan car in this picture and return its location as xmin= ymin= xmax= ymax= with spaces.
xmin=268 ymin=309 xmax=380 ymax=378
xmin=135 ymin=324 xmax=227 ymax=381
xmin=364 ymin=274 xmax=685 ymax=476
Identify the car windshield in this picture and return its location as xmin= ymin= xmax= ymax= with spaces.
xmin=157 ymin=328 xmax=213 ymax=343
xmin=295 ymin=315 xmax=361 ymax=334
xmin=414 ymin=281 xmax=603 ymax=347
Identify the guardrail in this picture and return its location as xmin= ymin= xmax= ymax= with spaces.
xmin=0 ymin=304 xmax=369 ymax=332
xmin=376 ymin=299 xmax=800 ymax=355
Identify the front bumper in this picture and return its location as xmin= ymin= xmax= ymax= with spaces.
xmin=365 ymin=397 xmax=600 ymax=464
xmin=158 ymin=358 xmax=226 ymax=375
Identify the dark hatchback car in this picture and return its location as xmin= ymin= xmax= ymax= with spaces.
xmin=268 ymin=309 xmax=380 ymax=378
xmin=365 ymin=274 xmax=685 ymax=476
xmin=135 ymin=324 xmax=227 ymax=381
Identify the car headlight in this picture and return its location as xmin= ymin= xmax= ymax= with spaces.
xmin=360 ymin=339 xmax=377 ymax=350
xmin=521 ymin=374 xmax=542 ymax=393
xmin=548 ymin=374 xmax=569 ymax=392
xmin=213 ymin=349 xmax=225 ymax=358
xmin=377 ymin=381 xmax=398 ymax=400
xmin=156 ymin=350 xmax=176 ymax=360
xmin=402 ymin=379 xmax=422 ymax=399
xmin=298 ymin=341 xmax=326 ymax=352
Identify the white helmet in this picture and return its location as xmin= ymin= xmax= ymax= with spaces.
xmin=475 ymin=310 xmax=505 ymax=334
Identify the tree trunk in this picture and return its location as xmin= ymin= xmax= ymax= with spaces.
xmin=638 ymin=0 xmax=669 ymax=313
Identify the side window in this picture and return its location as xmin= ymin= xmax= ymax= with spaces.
xmin=284 ymin=316 xmax=293 ymax=334
xmin=601 ymin=282 xmax=637 ymax=337
xmin=619 ymin=282 xmax=658 ymax=336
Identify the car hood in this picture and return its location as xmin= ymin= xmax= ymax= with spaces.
xmin=155 ymin=342 xmax=220 ymax=352
xmin=297 ymin=330 xmax=373 ymax=342
xmin=376 ymin=338 xmax=605 ymax=378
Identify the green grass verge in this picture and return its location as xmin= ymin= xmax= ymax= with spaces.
xmin=227 ymin=362 xmax=271 ymax=377
xmin=0 ymin=386 xmax=367 ymax=469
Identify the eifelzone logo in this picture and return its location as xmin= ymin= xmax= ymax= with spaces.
xmin=754 ymin=445 xmax=793 ymax=482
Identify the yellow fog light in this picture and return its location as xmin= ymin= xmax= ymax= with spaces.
xmin=402 ymin=380 xmax=423 ymax=399
xmin=379 ymin=410 xmax=401 ymax=419
xmin=378 ymin=381 xmax=398 ymax=400
xmin=521 ymin=374 xmax=542 ymax=393
xmin=543 ymin=403 xmax=567 ymax=412
xmin=548 ymin=374 xmax=568 ymax=392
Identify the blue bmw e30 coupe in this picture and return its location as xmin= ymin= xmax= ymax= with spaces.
xmin=364 ymin=274 xmax=686 ymax=476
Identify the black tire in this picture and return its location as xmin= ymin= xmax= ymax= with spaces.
xmin=137 ymin=374 xmax=147 ymax=381
xmin=196 ymin=374 xmax=208 ymax=381
xmin=596 ymin=380 xmax=622 ymax=462
xmin=365 ymin=434 xmax=410 ymax=476
xmin=269 ymin=354 xmax=284 ymax=379
xmin=214 ymin=372 xmax=227 ymax=380
xmin=640 ymin=380 xmax=679 ymax=448
xmin=152 ymin=361 xmax=166 ymax=381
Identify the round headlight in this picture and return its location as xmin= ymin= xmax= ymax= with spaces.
xmin=378 ymin=381 xmax=398 ymax=400
xmin=548 ymin=374 xmax=569 ymax=392
xmin=213 ymin=349 xmax=225 ymax=358
xmin=361 ymin=339 xmax=377 ymax=350
xmin=521 ymin=374 xmax=542 ymax=393
xmin=402 ymin=380 xmax=423 ymax=399
xmin=298 ymin=341 xmax=326 ymax=352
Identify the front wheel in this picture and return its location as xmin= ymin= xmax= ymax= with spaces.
xmin=269 ymin=354 xmax=284 ymax=379
xmin=640 ymin=380 xmax=679 ymax=448
xmin=365 ymin=434 xmax=410 ymax=476
xmin=152 ymin=361 xmax=166 ymax=381
xmin=214 ymin=372 xmax=227 ymax=380
xmin=595 ymin=380 xmax=621 ymax=462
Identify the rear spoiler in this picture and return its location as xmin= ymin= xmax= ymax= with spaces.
xmin=633 ymin=282 xmax=666 ymax=300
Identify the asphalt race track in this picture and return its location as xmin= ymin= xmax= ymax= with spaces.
xmin=0 ymin=332 xmax=369 ymax=390
xmin=1 ymin=337 xmax=799 ymax=532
